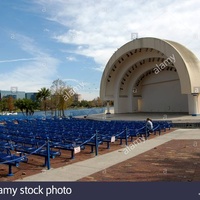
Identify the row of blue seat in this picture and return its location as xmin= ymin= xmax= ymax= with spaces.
xmin=0 ymin=117 xmax=172 ymax=176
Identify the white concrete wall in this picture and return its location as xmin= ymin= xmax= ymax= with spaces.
xmin=140 ymin=71 xmax=188 ymax=112
xmin=188 ymin=94 xmax=200 ymax=115
xmin=117 ymin=97 xmax=130 ymax=113
xmin=132 ymin=97 xmax=138 ymax=112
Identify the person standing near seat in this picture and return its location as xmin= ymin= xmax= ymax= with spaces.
xmin=146 ymin=118 xmax=153 ymax=137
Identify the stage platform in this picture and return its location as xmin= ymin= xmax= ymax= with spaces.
xmin=85 ymin=112 xmax=200 ymax=129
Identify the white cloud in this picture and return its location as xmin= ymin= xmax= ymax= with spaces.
xmin=0 ymin=34 xmax=59 ymax=92
xmin=66 ymin=56 xmax=77 ymax=61
xmin=63 ymin=78 xmax=80 ymax=83
xmin=0 ymin=57 xmax=37 ymax=63
xmin=62 ymin=78 xmax=88 ymax=89
xmin=0 ymin=59 xmax=58 ymax=92
xmin=61 ymin=79 xmax=99 ymax=99
xmin=43 ymin=28 xmax=50 ymax=32
xmin=34 ymin=0 xmax=200 ymax=71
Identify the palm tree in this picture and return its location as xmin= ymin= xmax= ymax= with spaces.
xmin=37 ymin=87 xmax=51 ymax=115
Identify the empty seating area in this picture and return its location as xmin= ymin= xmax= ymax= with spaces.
xmin=0 ymin=116 xmax=172 ymax=176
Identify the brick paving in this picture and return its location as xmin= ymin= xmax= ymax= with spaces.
xmin=79 ymin=139 xmax=200 ymax=182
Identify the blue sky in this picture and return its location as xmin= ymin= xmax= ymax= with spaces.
xmin=0 ymin=0 xmax=200 ymax=100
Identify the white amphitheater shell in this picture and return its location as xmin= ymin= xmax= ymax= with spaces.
xmin=100 ymin=37 xmax=200 ymax=115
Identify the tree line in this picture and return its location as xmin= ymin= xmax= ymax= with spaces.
xmin=0 ymin=79 xmax=108 ymax=117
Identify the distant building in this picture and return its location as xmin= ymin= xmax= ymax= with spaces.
xmin=0 ymin=90 xmax=38 ymax=101
xmin=0 ymin=90 xmax=25 ymax=100
xmin=73 ymin=94 xmax=81 ymax=102
xmin=25 ymin=92 xmax=38 ymax=101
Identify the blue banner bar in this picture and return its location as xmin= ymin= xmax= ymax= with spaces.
xmin=0 ymin=182 xmax=199 ymax=200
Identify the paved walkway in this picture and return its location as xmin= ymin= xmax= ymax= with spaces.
xmin=16 ymin=129 xmax=200 ymax=182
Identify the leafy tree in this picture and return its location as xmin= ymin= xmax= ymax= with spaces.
xmin=50 ymin=79 xmax=73 ymax=117
xmin=36 ymin=87 xmax=51 ymax=115
xmin=50 ymin=79 xmax=64 ymax=117
xmin=7 ymin=96 xmax=15 ymax=112
xmin=71 ymin=100 xmax=81 ymax=108
xmin=24 ymin=99 xmax=39 ymax=115
xmin=0 ymin=97 xmax=8 ymax=112
xmin=14 ymin=99 xmax=25 ymax=115
xmin=91 ymin=97 xmax=103 ymax=107
xmin=80 ymin=100 xmax=89 ymax=108
xmin=15 ymin=99 xmax=39 ymax=116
